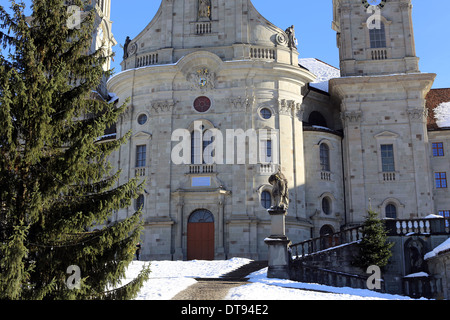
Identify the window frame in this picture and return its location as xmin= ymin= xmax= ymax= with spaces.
xmin=432 ymin=142 xmax=445 ymax=157
xmin=385 ymin=203 xmax=397 ymax=219
xmin=135 ymin=144 xmax=147 ymax=168
xmin=369 ymin=22 xmax=387 ymax=49
xmin=260 ymin=190 xmax=272 ymax=209
xmin=380 ymin=144 xmax=395 ymax=173
xmin=435 ymin=172 xmax=448 ymax=189
xmin=320 ymin=143 xmax=331 ymax=172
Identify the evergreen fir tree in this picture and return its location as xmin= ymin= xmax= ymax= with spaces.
xmin=352 ymin=209 xmax=394 ymax=271
xmin=0 ymin=0 xmax=150 ymax=299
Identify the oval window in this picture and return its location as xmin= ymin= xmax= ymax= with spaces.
xmin=137 ymin=114 xmax=148 ymax=125
xmin=260 ymin=108 xmax=272 ymax=120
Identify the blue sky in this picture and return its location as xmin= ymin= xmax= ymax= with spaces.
xmin=2 ymin=1 xmax=448 ymax=88
xmin=108 ymin=0 xmax=449 ymax=89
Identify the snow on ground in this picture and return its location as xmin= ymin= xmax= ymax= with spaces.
xmin=123 ymin=258 xmax=420 ymax=300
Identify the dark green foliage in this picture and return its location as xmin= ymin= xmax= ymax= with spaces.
xmin=0 ymin=0 xmax=150 ymax=299
xmin=352 ymin=210 xmax=394 ymax=271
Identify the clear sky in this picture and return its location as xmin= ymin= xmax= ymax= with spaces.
xmin=108 ymin=0 xmax=449 ymax=89
xmin=2 ymin=1 xmax=448 ymax=88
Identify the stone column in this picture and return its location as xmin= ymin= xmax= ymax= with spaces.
xmin=264 ymin=207 xmax=291 ymax=279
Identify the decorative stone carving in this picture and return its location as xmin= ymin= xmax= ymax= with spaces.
xmin=187 ymin=68 xmax=215 ymax=92
xmin=278 ymin=99 xmax=300 ymax=116
xmin=341 ymin=110 xmax=363 ymax=124
xmin=228 ymin=96 xmax=255 ymax=110
xmin=151 ymin=100 xmax=175 ymax=114
xmin=275 ymin=32 xmax=288 ymax=46
xmin=407 ymin=108 xmax=428 ymax=122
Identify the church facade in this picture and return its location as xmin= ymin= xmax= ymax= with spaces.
xmin=97 ymin=0 xmax=450 ymax=261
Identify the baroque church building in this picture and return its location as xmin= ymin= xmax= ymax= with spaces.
xmin=95 ymin=0 xmax=450 ymax=261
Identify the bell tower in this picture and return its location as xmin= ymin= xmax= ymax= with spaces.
xmin=330 ymin=0 xmax=436 ymax=224
xmin=332 ymin=0 xmax=419 ymax=77
xmin=90 ymin=0 xmax=117 ymax=96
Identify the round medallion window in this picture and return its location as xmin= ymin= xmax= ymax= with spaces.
xmin=137 ymin=114 xmax=148 ymax=125
xmin=260 ymin=108 xmax=272 ymax=120
xmin=193 ymin=96 xmax=211 ymax=113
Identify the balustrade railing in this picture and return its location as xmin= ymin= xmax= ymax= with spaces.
xmin=250 ymin=47 xmax=276 ymax=60
xmin=189 ymin=164 xmax=215 ymax=174
xmin=290 ymin=265 xmax=377 ymax=292
xmin=136 ymin=52 xmax=159 ymax=68
xmin=196 ymin=22 xmax=212 ymax=35
xmin=384 ymin=217 xmax=450 ymax=236
xmin=290 ymin=225 xmax=364 ymax=259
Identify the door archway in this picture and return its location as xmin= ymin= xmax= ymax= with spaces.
xmin=187 ymin=209 xmax=215 ymax=260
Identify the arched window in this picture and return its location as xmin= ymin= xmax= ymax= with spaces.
xmin=189 ymin=209 xmax=214 ymax=223
xmin=308 ymin=111 xmax=327 ymax=127
xmin=322 ymin=197 xmax=331 ymax=215
xmin=261 ymin=191 xmax=272 ymax=209
xmin=385 ymin=204 xmax=397 ymax=219
xmin=320 ymin=143 xmax=330 ymax=172
xmin=191 ymin=127 xmax=213 ymax=164
xmin=370 ymin=22 xmax=387 ymax=48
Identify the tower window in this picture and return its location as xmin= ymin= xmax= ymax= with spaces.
xmin=381 ymin=144 xmax=395 ymax=172
xmin=369 ymin=22 xmax=387 ymax=48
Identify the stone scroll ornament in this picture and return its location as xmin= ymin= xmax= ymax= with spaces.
xmin=268 ymin=169 xmax=289 ymax=210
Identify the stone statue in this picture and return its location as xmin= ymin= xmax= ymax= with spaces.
xmin=198 ymin=0 xmax=211 ymax=19
xmin=268 ymin=169 xmax=289 ymax=210
xmin=285 ymin=25 xmax=297 ymax=49
xmin=123 ymin=36 xmax=131 ymax=59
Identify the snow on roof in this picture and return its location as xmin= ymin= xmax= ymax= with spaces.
xmin=299 ymin=58 xmax=341 ymax=93
xmin=434 ymin=101 xmax=450 ymax=128
xmin=424 ymin=237 xmax=450 ymax=260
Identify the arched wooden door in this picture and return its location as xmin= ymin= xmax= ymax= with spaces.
xmin=187 ymin=209 xmax=215 ymax=260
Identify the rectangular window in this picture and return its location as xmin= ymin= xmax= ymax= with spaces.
xmin=136 ymin=145 xmax=147 ymax=167
xmin=435 ymin=172 xmax=447 ymax=188
xmin=432 ymin=142 xmax=445 ymax=157
xmin=369 ymin=23 xmax=386 ymax=48
xmin=381 ymin=144 xmax=395 ymax=172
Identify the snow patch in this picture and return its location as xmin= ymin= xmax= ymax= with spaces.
xmin=120 ymin=258 xmax=424 ymax=300
xmin=298 ymin=58 xmax=340 ymax=93
xmin=434 ymin=101 xmax=450 ymax=128
xmin=425 ymin=237 xmax=450 ymax=260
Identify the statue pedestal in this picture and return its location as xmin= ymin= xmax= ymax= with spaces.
xmin=264 ymin=207 xmax=291 ymax=280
